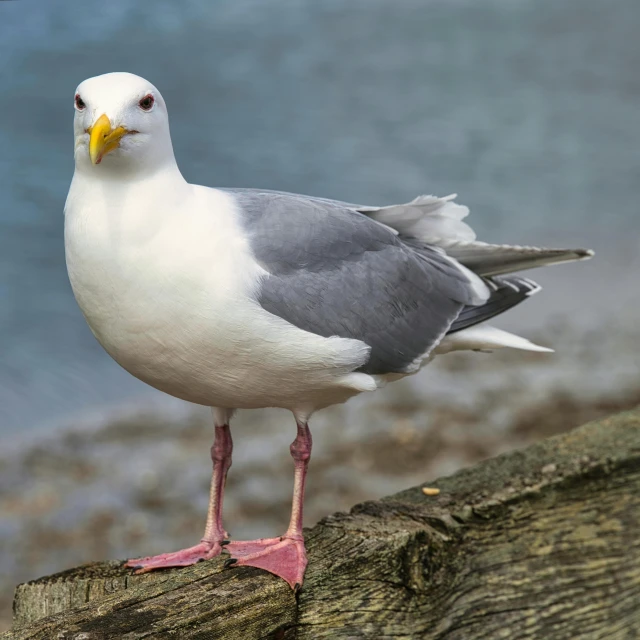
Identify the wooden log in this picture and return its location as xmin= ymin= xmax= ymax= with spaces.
xmin=4 ymin=409 xmax=640 ymax=639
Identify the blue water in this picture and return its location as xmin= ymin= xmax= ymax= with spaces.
xmin=1 ymin=0 xmax=639 ymax=435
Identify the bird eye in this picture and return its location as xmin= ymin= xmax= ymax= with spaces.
xmin=74 ymin=94 xmax=86 ymax=111
xmin=138 ymin=94 xmax=155 ymax=111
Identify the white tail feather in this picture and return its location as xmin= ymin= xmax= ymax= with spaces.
xmin=435 ymin=325 xmax=553 ymax=355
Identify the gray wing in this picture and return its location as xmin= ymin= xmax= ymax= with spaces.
xmin=228 ymin=189 xmax=482 ymax=375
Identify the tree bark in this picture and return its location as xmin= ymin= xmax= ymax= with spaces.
xmin=5 ymin=409 xmax=640 ymax=640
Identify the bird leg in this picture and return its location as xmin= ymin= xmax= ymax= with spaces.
xmin=225 ymin=420 xmax=311 ymax=589
xmin=202 ymin=423 xmax=233 ymax=542
xmin=126 ymin=421 xmax=233 ymax=572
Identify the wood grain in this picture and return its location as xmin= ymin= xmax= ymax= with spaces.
xmin=5 ymin=409 xmax=640 ymax=639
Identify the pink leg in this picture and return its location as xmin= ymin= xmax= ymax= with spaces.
xmin=126 ymin=410 xmax=233 ymax=572
xmin=226 ymin=419 xmax=311 ymax=589
xmin=202 ymin=422 xmax=233 ymax=543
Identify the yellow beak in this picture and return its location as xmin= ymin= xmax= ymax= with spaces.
xmin=88 ymin=114 xmax=128 ymax=165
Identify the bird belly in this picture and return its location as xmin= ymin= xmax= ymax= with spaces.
xmin=74 ymin=276 xmax=370 ymax=410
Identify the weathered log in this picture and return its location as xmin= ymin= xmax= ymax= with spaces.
xmin=4 ymin=409 xmax=640 ymax=639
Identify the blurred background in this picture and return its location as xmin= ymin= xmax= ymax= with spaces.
xmin=1 ymin=0 xmax=639 ymax=630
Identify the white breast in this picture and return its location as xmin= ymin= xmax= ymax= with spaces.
xmin=64 ymin=175 xmax=372 ymax=413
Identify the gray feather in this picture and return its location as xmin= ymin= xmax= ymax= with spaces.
xmin=227 ymin=189 xmax=481 ymax=375
xmin=443 ymin=241 xmax=594 ymax=277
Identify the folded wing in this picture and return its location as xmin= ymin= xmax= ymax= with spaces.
xmin=230 ymin=189 xmax=486 ymax=375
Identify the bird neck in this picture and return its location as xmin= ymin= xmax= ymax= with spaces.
xmin=66 ymin=159 xmax=192 ymax=239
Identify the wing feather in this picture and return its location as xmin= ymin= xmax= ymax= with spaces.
xmin=229 ymin=189 xmax=482 ymax=375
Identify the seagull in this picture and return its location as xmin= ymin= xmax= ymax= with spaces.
xmin=64 ymin=72 xmax=593 ymax=589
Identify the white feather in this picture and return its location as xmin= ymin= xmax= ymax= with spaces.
xmin=360 ymin=193 xmax=476 ymax=244
xmin=434 ymin=325 xmax=554 ymax=355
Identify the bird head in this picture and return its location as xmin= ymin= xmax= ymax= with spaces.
xmin=72 ymin=72 xmax=175 ymax=174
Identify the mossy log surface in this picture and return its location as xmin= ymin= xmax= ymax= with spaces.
xmin=5 ymin=409 xmax=640 ymax=639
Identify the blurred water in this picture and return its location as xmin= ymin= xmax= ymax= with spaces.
xmin=1 ymin=0 xmax=639 ymax=436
